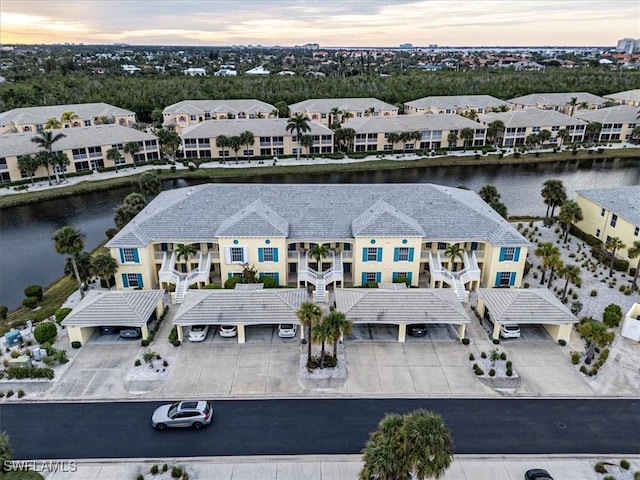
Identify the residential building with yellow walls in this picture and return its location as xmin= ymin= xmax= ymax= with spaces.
xmin=105 ymin=183 xmax=530 ymax=305
xmin=0 ymin=125 xmax=160 ymax=184
xmin=506 ymin=92 xmax=608 ymax=115
xmin=403 ymin=95 xmax=511 ymax=115
xmin=573 ymin=105 xmax=639 ymax=143
xmin=574 ymin=185 xmax=640 ymax=269
xmin=478 ymin=109 xmax=587 ymax=148
xmin=288 ymin=98 xmax=398 ymax=127
xmin=0 ymin=103 xmax=137 ymax=134
xmin=162 ymin=99 xmax=277 ymax=133
xmin=342 ymin=114 xmax=487 ymax=152
xmin=180 ymin=118 xmax=334 ymax=160
xmin=604 ymin=89 xmax=640 ymax=108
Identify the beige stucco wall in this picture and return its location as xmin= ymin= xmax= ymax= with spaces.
xmin=219 ymin=237 xmax=288 ymax=286
xmin=482 ymin=245 xmax=528 ymax=288
xmin=66 ymin=326 xmax=96 ymax=346
xmin=543 ymin=323 xmax=573 ymax=342
xmin=353 ymin=236 xmax=422 ymax=286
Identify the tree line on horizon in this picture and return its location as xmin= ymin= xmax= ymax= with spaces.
xmin=1 ymin=68 xmax=639 ymax=122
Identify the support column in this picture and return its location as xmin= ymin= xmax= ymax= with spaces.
xmin=141 ymin=324 xmax=149 ymax=341
xmin=398 ymin=323 xmax=406 ymax=343
xmin=457 ymin=324 xmax=466 ymax=341
xmin=492 ymin=322 xmax=501 ymax=341
xmin=177 ymin=325 xmax=184 ymax=343
xmin=237 ymin=324 xmax=246 ymax=344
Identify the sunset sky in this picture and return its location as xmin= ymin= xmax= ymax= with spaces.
xmin=1 ymin=0 xmax=638 ymax=47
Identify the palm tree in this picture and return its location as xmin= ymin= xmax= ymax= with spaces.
xmin=44 ymin=117 xmax=62 ymax=130
xmin=52 ymin=226 xmax=86 ymax=299
xmin=229 ymin=136 xmax=242 ymax=162
xmin=91 ymin=253 xmax=118 ymax=289
xmin=387 ymin=132 xmax=401 ymax=153
xmin=176 ymin=243 xmax=197 ymax=266
xmin=568 ymin=97 xmax=579 ymax=117
xmin=577 ymin=319 xmax=614 ymax=363
xmin=31 ymin=129 xmax=66 ymax=185
xmin=65 ymin=251 xmax=91 ymax=286
xmin=240 ymin=130 xmax=255 ymax=160
xmin=535 ymin=242 xmax=559 ymax=285
xmin=123 ymin=141 xmax=141 ymax=165
xmin=444 ymin=243 xmax=464 ymax=266
xmin=540 ymin=179 xmax=567 ymax=218
xmin=269 ymin=108 xmax=280 ymax=119
xmin=538 ymin=129 xmax=551 ymax=147
xmin=605 ymin=237 xmax=626 ymax=277
xmin=585 ymin=122 xmax=602 ymax=143
xmin=630 ymin=125 xmax=640 ymax=144
xmin=365 ymin=106 xmax=375 ymax=117
xmin=446 ymin=132 xmax=458 ymax=150
xmin=329 ymin=107 xmax=342 ymax=128
xmin=559 ymin=264 xmax=581 ymax=300
xmin=400 ymin=132 xmax=412 ymax=155
xmin=300 ymin=134 xmax=315 ymax=159
xmin=106 ymin=147 xmax=121 ymax=173
xmin=286 ymin=113 xmax=311 ymax=161
xmin=324 ymin=310 xmax=353 ymax=358
xmin=546 ymin=254 xmax=564 ymax=288
xmin=138 ymin=170 xmax=161 ymax=199
xmin=478 ymin=184 xmax=500 ymax=204
xmin=342 ymin=111 xmax=354 ymax=123
xmin=360 ymin=410 xmax=453 ymax=480
xmin=334 ymin=127 xmax=356 ymax=153
xmin=459 ymin=127 xmax=475 ymax=151
xmin=17 ymin=154 xmax=39 ymax=184
xmin=627 ymin=241 xmax=640 ymax=291
xmin=556 ymin=129 xmax=570 ymax=149
xmin=525 ymin=133 xmax=539 ymax=150
xmin=51 ymin=151 xmax=70 ymax=180
xmin=114 ymin=192 xmax=147 ymax=229
xmin=297 ymin=301 xmax=322 ymax=365
xmin=311 ymin=318 xmax=331 ymax=368
xmin=60 ymin=110 xmax=79 ymax=126
xmin=309 ymin=243 xmax=329 ymax=270
xmin=156 ymin=129 xmax=181 ymax=160
xmin=486 ymin=120 xmax=505 ymax=147
xmin=215 ymin=135 xmax=230 ymax=162
xmin=558 ymin=200 xmax=583 ymax=243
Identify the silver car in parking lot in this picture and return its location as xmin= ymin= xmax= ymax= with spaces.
xmin=152 ymin=400 xmax=214 ymax=430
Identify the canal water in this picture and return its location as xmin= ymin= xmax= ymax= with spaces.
xmin=1 ymin=158 xmax=638 ymax=309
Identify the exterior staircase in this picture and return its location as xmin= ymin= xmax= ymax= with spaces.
xmin=158 ymin=251 xmax=212 ymax=304
xmin=296 ymin=250 xmax=344 ymax=304
xmin=428 ymin=251 xmax=480 ymax=303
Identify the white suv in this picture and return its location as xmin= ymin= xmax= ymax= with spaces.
xmin=278 ymin=324 xmax=297 ymax=338
xmin=500 ymin=324 xmax=521 ymax=338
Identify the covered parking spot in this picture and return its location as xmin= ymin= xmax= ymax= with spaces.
xmin=61 ymin=289 xmax=165 ymax=346
xmin=475 ymin=288 xmax=577 ymax=342
xmin=172 ymin=288 xmax=309 ymax=344
xmin=334 ymin=285 xmax=470 ymax=343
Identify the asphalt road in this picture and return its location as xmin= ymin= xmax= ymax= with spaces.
xmin=2 ymin=398 xmax=638 ymax=460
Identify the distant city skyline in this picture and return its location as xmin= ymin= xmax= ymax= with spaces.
xmin=1 ymin=0 xmax=638 ymax=48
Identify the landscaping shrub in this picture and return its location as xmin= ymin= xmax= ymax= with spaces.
xmin=506 ymin=368 xmax=513 ymax=377
xmin=163 ymin=464 xmax=168 ymax=472
xmin=558 ymin=339 xmax=566 ymax=346
xmin=33 ymin=321 xmax=58 ymax=344
xmin=602 ymin=304 xmax=623 ymax=328
xmin=202 ymin=283 xmax=222 ymax=289
xmin=571 ymin=352 xmax=580 ymax=364
xmin=480 ymin=351 xmax=487 ymax=359
xmin=474 ymin=367 xmax=484 ymax=376
xmin=150 ymin=464 xmax=159 ymax=475
xmin=17 ymin=390 xmax=25 ymax=398
xmin=595 ymin=462 xmax=607 ymax=474
xmin=0 ymin=305 xmax=8 ymax=320
xmin=171 ymin=466 xmax=183 ymax=478
xmin=173 ymin=340 xmax=181 ymax=347
xmin=492 ymin=339 xmax=500 ymax=345
xmin=590 ymin=290 xmax=597 ymax=297
xmin=461 ymin=338 xmax=470 ymax=345
xmin=6 ymin=390 xmax=14 ymax=398
xmin=24 ymin=285 xmax=43 ymax=301
xmin=469 ymin=353 xmax=475 ymax=361
xmin=5 ymin=367 xmax=54 ymax=380
xmin=621 ymin=459 xmax=630 ymax=469
xmin=71 ymin=341 xmax=81 ymax=349
xmin=500 ymin=352 xmax=507 ymax=360
xmin=134 ymin=359 xmax=141 ymax=367
xmin=224 ymin=276 xmax=242 ymax=289
xmin=363 ymin=282 xmax=379 ymax=288
xmin=489 ymin=369 xmax=496 ymax=377
xmin=136 ymin=475 xmax=144 ymax=480
xmin=506 ymin=360 xmax=512 ymax=369
xmin=54 ymin=307 xmax=73 ymax=324
xmin=259 ymin=276 xmax=277 ymax=288
xmin=168 ymin=326 xmax=178 ymax=344
xmin=22 ymin=296 xmax=38 ymax=309
xmin=141 ymin=339 xmax=149 ymax=347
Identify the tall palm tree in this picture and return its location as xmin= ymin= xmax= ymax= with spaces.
xmin=31 ymin=129 xmax=66 ymax=185
xmin=311 ymin=318 xmax=331 ymax=368
xmin=486 ymin=120 xmax=505 ymax=147
xmin=535 ymin=242 xmax=560 ymax=285
xmin=577 ymin=319 xmax=614 ymax=363
xmin=568 ymin=97 xmax=579 ymax=117
xmin=556 ymin=129 xmax=570 ymax=149
xmin=478 ymin=184 xmax=500 ymax=204
xmin=537 ymin=129 xmax=551 ymax=147
xmin=342 ymin=111 xmax=354 ymax=123
xmin=156 ymin=129 xmax=181 ymax=160
xmin=91 ymin=252 xmax=119 ymax=289
xmin=286 ymin=113 xmax=311 ymax=161
xmin=106 ymin=147 xmax=121 ymax=173
xmin=540 ymin=179 xmax=567 ymax=218
xmin=215 ymin=135 xmax=230 ymax=162
xmin=44 ymin=117 xmax=62 ymax=130
xmin=546 ymin=254 xmax=564 ymax=289
xmin=229 ymin=135 xmax=242 ymax=162
xmin=176 ymin=243 xmax=198 ymax=267
xmin=114 ymin=192 xmax=147 ymax=229
xmin=137 ymin=170 xmax=162 ymax=199
xmin=324 ymin=310 xmax=353 ymax=358
xmin=240 ymin=130 xmax=255 ymax=160
xmin=300 ymin=134 xmax=315 ymax=159
xmin=387 ymin=132 xmax=401 ymax=153
xmin=123 ymin=141 xmax=141 ymax=165
xmin=459 ymin=127 xmax=475 ymax=151
xmin=525 ymin=133 xmax=539 ymax=150
xmin=360 ymin=413 xmax=406 ymax=480
xmin=585 ymin=122 xmax=602 ymax=143
xmin=52 ymin=226 xmax=86 ymax=299
xmin=559 ymin=264 xmax=581 ymax=299
xmin=627 ymin=241 xmax=640 ymax=291
xmin=329 ymin=107 xmax=342 ymax=128
xmin=630 ymin=125 xmax=640 ymax=144
xmin=605 ymin=237 xmax=626 ymax=277
xmin=17 ymin=154 xmax=39 ymax=184
xmin=297 ymin=301 xmax=322 ymax=364
xmin=60 ymin=110 xmax=79 ymax=126
xmin=558 ymin=200 xmax=583 ymax=243
xmin=51 ymin=151 xmax=70 ymax=180
xmin=446 ymin=131 xmax=458 ymax=150
xmin=444 ymin=243 xmax=464 ymax=266
xmin=309 ymin=243 xmax=329 ymax=270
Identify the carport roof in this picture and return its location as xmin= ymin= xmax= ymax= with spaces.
xmin=334 ymin=288 xmax=470 ymax=325
xmin=172 ymin=288 xmax=308 ymax=326
xmin=61 ymin=290 xmax=165 ymax=327
xmin=476 ymin=288 xmax=577 ymax=325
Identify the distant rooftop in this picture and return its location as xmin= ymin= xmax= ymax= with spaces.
xmin=289 ymin=98 xmax=398 ymax=113
xmin=181 ymin=118 xmax=333 ymax=138
xmin=604 ymin=89 xmax=640 ymax=104
xmin=507 ymin=92 xmax=607 ymax=107
xmin=162 ymin=99 xmax=276 ymax=115
xmin=573 ymin=104 xmax=639 ymax=124
xmin=343 ymin=113 xmax=486 ymax=132
xmin=0 ymin=103 xmax=135 ymax=127
xmin=478 ymin=109 xmax=586 ymax=128
xmin=404 ymin=95 xmax=511 ymax=110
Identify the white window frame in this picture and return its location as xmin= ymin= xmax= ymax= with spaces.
xmin=126 ymin=273 xmax=140 ymax=287
xmin=397 ymin=247 xmax=410 ymax=261
xmin=122 ymin=248 xmax=136 ymax=262
xmin=263 ymin=247 xmax=274 ymax=262
xmin=225 ymin=246 xmax=248 ymax=264
xmin=502 ymin=247 xmax=515 ymax=261
xmin=367 ymin=247 xmax=378 ymax=261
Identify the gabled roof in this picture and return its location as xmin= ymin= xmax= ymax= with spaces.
xmin=506 ymin=92 xmax=607 ymax=107
xmin=404 ymin=95 xmax=510 ymax=110
xmin=573 ymin=104 xmax=639 ymax=124
xmin=476 ymin=288 xmax=577 ymax=325
xmin=61 ymin=290 xmax=164 ymax=327
xmin=577 ymin=186 xmax=640 ymax=227
xmin=334 ymin=288 xmax=470 ymax=325
xmin=343 ymin=113 xmax=485 ymax=133
xmin=172 ymin=288 xmax=308 ymax=326
xmin=289 ymin=98 xmax=398 ymax=113
xmin=215 ymin=200 xmax=289 ymax=237
xmin=0 ymin=103 xmax=135 ymax=127
xmin=106 ymin=184 xmax=529 ymax=248
xmin=351 ymin=199 xmax=425 ymax=237
xmin=181 ymin=118 xmax=333 ymax=138
xmin=162 ymin=99 xmax=275 ymax=115
xmin=478 ymin=108 xmax=586 ymax=128
xmin=604 ymin=89 xmax=640 ymax=103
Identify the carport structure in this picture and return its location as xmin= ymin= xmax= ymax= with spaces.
xmin=172 ymin=288 xmax=309 ymax=343
xmin=61 ymin=289 xmax=165 ymax=346
xmin=334 ymin=285 xmax=470 ymax=342
xmin=476 ymin=288 xmax=577 ymax=342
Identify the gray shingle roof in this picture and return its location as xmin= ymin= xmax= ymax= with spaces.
xmin=351 ymin=199 xmax=426 ymax=237
xmin=343 ymin=113 xmax=484 ymax=133
xmin=289 ymin=98 xmax=398 ymax=113
xmin=478 ymin=108 xmax=586 ymax=128
xmin=106 ymin=184 xmax=529 ymax=248
xmin=577 ymin=186 xmax=640 ymax=227
xmin=181 ymin=118 xmax=333 ymax=138
xmin=216 ymin=200 xmax=289 ymax=237
xmin=0 ymin=125 xmax=157 ymax=158
xmin=404 ymin=95 xmax=510 ymax=110
xmin=61 ymin=290 xmax=164 ymax=327
xmin=476 ymin=288 xmax=577 ymax=325
xmin=172 ymin=288 xmax=309 ymax=326
xmin=0 ymin=103 xmax=135 ymax=127
xmin=604 ymin=89 xmax=640 ymax=104
xmin=334 ymin=288 xmax=470 ymax=324
xmin=507 ymin=92 xmax=607 ymax=107
xmin=162 ymin=99 xmax=275 ymax=115
xmin=573 ymin=104 xmax=639 ymax=124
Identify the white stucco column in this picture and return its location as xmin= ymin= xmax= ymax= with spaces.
xmin=492 ymin=322 xmax=501 ymax=340
xmin=398 ymin=323 xmax=406 ymax=343
xmin=141 ymin=324 xmax=149 ymax=340
xmin=237 ymin=325 xmax=246 ymax=344
xmin=457 ymin=324 xmax=466 ymax=340
xmin=177 ymin=325 xmax=184 ymax=343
